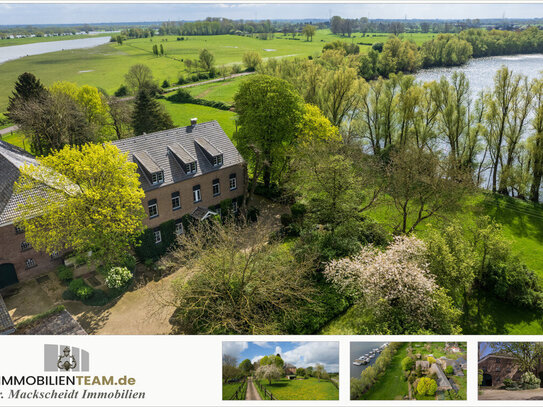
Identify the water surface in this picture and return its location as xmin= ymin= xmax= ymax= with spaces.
xmin=350 ymin=342 xmax=387 ymax=379
xmin=0 ymin=36 xmax=111 ymax=65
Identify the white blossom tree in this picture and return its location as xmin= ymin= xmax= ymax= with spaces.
xmin=324 ymin=236 xmax=460 ymax=334
xmin=255 ymin=364 xmax=283 ymax=385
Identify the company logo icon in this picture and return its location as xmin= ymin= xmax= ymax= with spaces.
xmin=44 ymin=344 xmax=89 ymax=372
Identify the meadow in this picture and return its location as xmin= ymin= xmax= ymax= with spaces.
xmin=257 ymin=377 xmax=339 ymax=400
xmin=0 ymin=29 xmax=435 ymax=110
xmin=322 ymin=192 xmax=543 ymax=335
xmin=359 ymin=343 xmax=409 ymax=400
xmin=222 ymin=381 xmax=246 ymax=400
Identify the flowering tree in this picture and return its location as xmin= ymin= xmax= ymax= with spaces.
xmin=324 ymin=236 xmax=460 ymax=334
xmin=105 ymin=266 xmax=133 ymax=289
xmin=255 ymin=364 xmax=283 ymax=385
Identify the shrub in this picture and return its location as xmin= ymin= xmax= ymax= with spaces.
xmin=280 ymin=213 xmax=293 ymax=228
xmin=197 ymin=72 xmax=209 ymax=80
xmin=401 ymin=356 xmax=414 ymax=371
xmin=177 ymin=75 xmax=187 ymax=85
xmin=191 ymin=74 xmax=199 ymax=82
xmin=105 ymin=266 xmax=133 ymax=289
xmin=57 ymin=265 xmax=73 ymax=282
xmin=231 ymin=64 xmax=242 ymax=74
xmin=417 ymin=377 xmax=437 ymax=396
xmin=161 ymin=79 xmax=170 ymax=88
xmin=520 ymin=372 xmax=541 ymax=390
xmin=290 ymin=203 xmax=307 ymax=220
xmin=445 ymin=365 xmax=454 ymax=375
xmin=427 ymin=356 xmax=436 ymax=365
xmin=69 ymin=278 xmax=94 ymax=300
xmin=372 ymin=42 xmax=384 ymax=52
xmin=503 ymin=378 xmax=515 ymax=388
xmin=114 ymin=85 xmax=129 ymax=97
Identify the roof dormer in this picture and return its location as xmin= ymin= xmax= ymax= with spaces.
xmin=167 ymin=143 xmax=197 ymax=174
xmin=133 ymin=151 xmax=164 ymax=185
xmin=195 ymin=137 xmax=223 ymax=167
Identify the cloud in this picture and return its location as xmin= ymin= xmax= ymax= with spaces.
xmin=282 ymin=342 xmax=339 ymax=372
xmin=252 ymin=342 xmax=272 ymax=348
xmin=275 ymin=346 xmax=282 ymax=355
xmin=222 ymin=342 xmax=248 ymax=359
xmin=251 ymin=355 xmax=265 ymax=364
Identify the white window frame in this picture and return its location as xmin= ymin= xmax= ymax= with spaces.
xmin=148 ymin=202 xmax=159 ymax=218
xmin=151 ymin=171 xmax=164 ymax=185
xmin=213 ymin=155 xmax=223 ymax=166
xmin=229 ymin=175 xmax=237 ymax=191
xmin=154 ymin=230 xmax=162 ymax=244
xmin=172 ymin=195 xmax=181 ymax=210
xmin=25 ymin=258 xmax=36 ymax=269
xmin=193 ymin=187 xmax=201 ymax=203
xmin=175 ymin=222 xmax=184 ymax=235
xmin=232 ymin=200 xmax=238 ymax=213
xmin=212 ymin=180 xmax=220 ymax=196
xmin=187 ymin=162 xmax=197 ymax=174
xmin=21 ymin=241 xmax=32 ymax=251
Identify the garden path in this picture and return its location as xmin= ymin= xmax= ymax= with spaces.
xmin=245 ymin=377 xmax=262 ymax=401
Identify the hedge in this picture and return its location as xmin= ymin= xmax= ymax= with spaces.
xmin=166 ymin=89 xmax=232 ymax=111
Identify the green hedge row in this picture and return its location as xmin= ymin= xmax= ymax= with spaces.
xmin=166 ymin=89 xmax=232 ymax=110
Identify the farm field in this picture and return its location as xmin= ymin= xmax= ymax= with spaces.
xmin=159 ymin=99 xmax=237 ymax=137
xmin=257 ymin=377 xmax=339 ymax=400
xmin=0 ymin=30 xmax=436 ymax=110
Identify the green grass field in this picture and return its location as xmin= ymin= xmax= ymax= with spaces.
xmin=452 ymin=372 xmax=467 ymax=400
xmin=222 ymin=382 xmax=246 ymax=400
xmin=0 ymin=32 xmax=112 ymax=47
xmin=361 ymin=343 xmax=409 ymax=400
xmin=0 ymin=30 xmax=436 ymax=110
xmin=159 ymin=99 xmax=236 ymax=137
xmin=0 ymin=131 xmax=27 ymax=150
xmin=259 ymin=377 xmax=339 ymax=400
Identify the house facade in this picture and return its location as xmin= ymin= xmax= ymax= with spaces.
xmin=0 ymin=120 xmax=246 ymax=289
xmin=476 ymin=353 xmax=543 ymax=387
xmin=111 ymin=120 xmax=247 ymax=243
xmin=0 ymin=141 xmax=63 ymax=289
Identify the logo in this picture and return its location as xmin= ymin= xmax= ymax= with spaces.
xmin=44 ymin=345 xmax=89 ymax=372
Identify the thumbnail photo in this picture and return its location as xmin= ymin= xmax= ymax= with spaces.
xmin=351 ymin=342 xmax=467 ymax=400
xmin=479 ymin=342 xmax=543 ymax=400
xmin=222 ymin=341 xmax=339 ymax=401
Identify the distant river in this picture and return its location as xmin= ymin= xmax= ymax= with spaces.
xmin=416 ymin=54 xmax=543 ymax=93
xmin=0 ymin=36 xmax=111 ymax=65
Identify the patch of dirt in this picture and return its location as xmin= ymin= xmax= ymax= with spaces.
xmin=479 ymin=388 xmax=543 ymax=400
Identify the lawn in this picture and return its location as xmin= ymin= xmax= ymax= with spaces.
xmin=222 ymin=381 xmax=246 ymax=400
xmin=324 ymin=192 xmax=543 ymax=335
xmin=159 ymin=99 xmax=237 ymax=138
xmin=0 ymin=30 xmax=436 ymax=110
xmin=360 ymin=343 xmax=409 ymax=400
xmin=187 ymin=75 xmax=250 ymax=104
xmin=258 ymin=377 xmax=339 ymax=400
xmin=451 ymin=372 xmax=467 ymax=400
xmin=1 ymin=131 xmax=28 ymax=151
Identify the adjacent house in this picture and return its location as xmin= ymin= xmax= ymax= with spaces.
xmin=111 ymin=119 xmax=247 ymax=242
xmin=284 ymin=363 xmax=296 ymax=376
xmin=430 ymin=363 xmax=453 ymax=391
xmin=0 ymin=141 xmax=63 ymax=289
xmin=478 ymin=354 xmax=524 ymax=387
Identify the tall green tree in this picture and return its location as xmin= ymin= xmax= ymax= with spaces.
xmin=7 ymin=72 xmax=46 ymax=114
xmin=132 ymin=89 xmax=173 ymax=135
xmin=490 ymin=343 xmax=543 ymax=374
xmin=234 ymin=74 xmax=304 ymax=192
xmin=198 ymin=48 xmax=215 ymax=71
xmin=15 ymin=143 xmax=146 ymax=267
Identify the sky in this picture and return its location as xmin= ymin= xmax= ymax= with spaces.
xmin=3 ymin=3 xmax=543 ymax=25
xmin=222 ymin=341 xmax=339 ymax=372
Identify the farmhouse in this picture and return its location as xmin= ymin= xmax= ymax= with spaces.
xmin=478 ymin=353 xmax=543 ymax=387
xmin=111 ymin=119 xmax=247 ymax=238
xmin=0 ymin=120 xmax=246 ymax=289
xmin=430 ymin=363 xmax=453 ymax=391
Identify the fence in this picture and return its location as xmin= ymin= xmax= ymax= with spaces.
xmin=256 ymin=380 xmax=276 ymax=400
xmin=229 ymin=379 xmax=247 ymax=400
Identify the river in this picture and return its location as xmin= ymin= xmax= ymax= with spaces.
xmin=350 ymin=342 xmax=387 ymax=379
xmin=0 ymin=36 xmax=111 ymax=65
xmin=416 ymin=54 xmax=543 ymax=93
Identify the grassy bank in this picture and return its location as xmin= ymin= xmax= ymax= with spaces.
xmin=0 ymin=32 xmax=112 ymax=47
xmin=258 ymin=377 xmax=339 ymax=400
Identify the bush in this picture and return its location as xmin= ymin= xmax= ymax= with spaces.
xmin=197 ymin=72 xmax=209 ymax=80
xmin=177 ymin=75 xmax=187 ymax=85
xmin=231 ymin=64 xmax=242 ymax=74
xmin=57 ymin=265 xmax=73 ymax=282
xmin=69 ymin=278 xmax=94 ymax=300
xmin=520 ymin=372 xmax=541 ymax=389
xmin=417 ymin=377 xmax=437 ymax=396
xmin=114 ymin=85 xmax=129 ymax=97
xmin=161 ymin=79 xmax=170 ymax=88
xmin=503 ymin=378 xmax=516 ymax=388
xmin=401 ymin=356 xmax=414 ymax=371
xmin=290 ymin=203 xmax=307 ymax=220
xmin=445 ymin=365 xmax=454 ymax=375
xmin=372 ymin=42 xmax=384 ymax=52
xmin=166 ymin=89 xmax=231 ymax=110
xmin=105 ymin=267 xmax=133 ymax=289
xmin=191 ymin=74 xmax=199 ymax=82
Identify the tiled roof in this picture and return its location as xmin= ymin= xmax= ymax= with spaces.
xmin=111 ymin=121 xmax=244 ymax=192
xmin=0 ymin=140 xmax=38 ymax=226
xmin=0 ymin=295 xmax=15 ymax=334
xmin=18 ymin=309 xmax=87 ymax=335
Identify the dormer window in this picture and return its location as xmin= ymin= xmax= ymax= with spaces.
xmin=151 ymin=171 xmax=164 ymax=185
xmin=186 ymin=162 xmax=197 ymax=174
xmin=213 ymin=154 xmax=223 ymax=167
